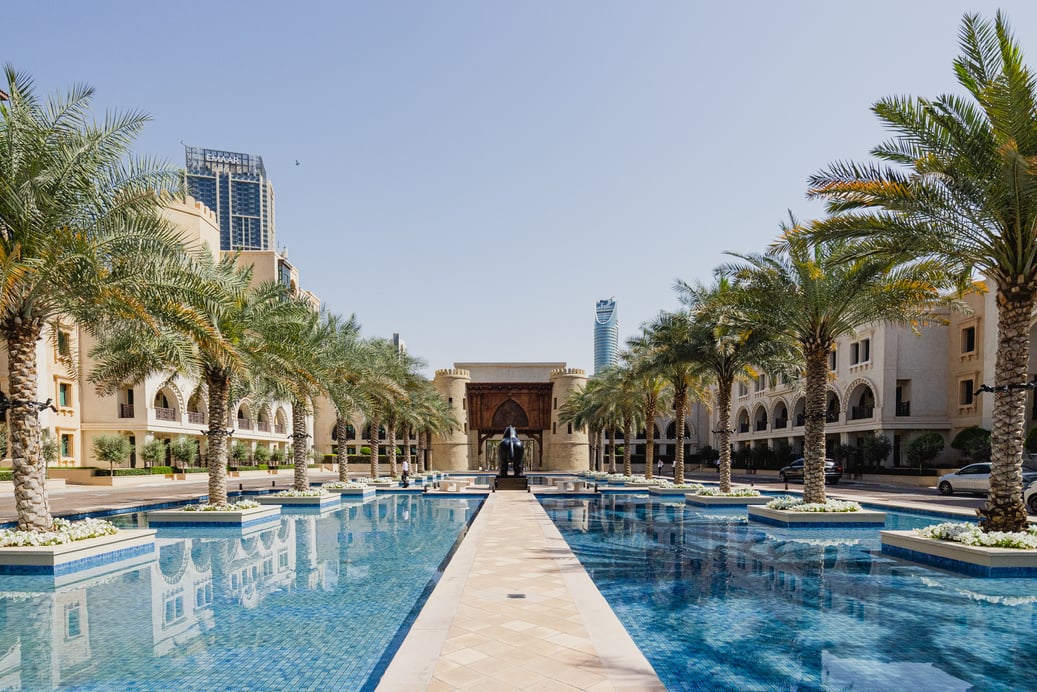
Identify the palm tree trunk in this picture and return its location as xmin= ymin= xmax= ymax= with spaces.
xmin=980 ymin=289 xmax=1034 ymax=532
xmin=387 ymin=421 xmax=398 ymax=478
xmin=644 ymin=395 xmax=657 ymax=479
xmin=623 ymin=417 xmax=633 ymax=477
xmin=205 ymin=366 xmax=231 ymax=506
xmin=369 ymin=419 xmax=380 ymax=478
xmin=803 ymin=345 xmax=829 ymax=504
xmin=403 ymin=427 xmax=412 ymax=469
xmin=291 ymin=399 xmax=309 ymax=491
xmin=674 ymin=385 xmax=687 ymax=485
xmin=717 ymin=377 xmax=733 ymax=493
xmin=608 ymin=427 xmax=617 ymax=473
xmin=336 ymin=417 xmax=349 ymax=482
xmin=8 ymin=321 xmax=51 ymax=531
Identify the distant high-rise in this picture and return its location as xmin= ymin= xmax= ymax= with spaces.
xmin=594 ymin=299 xmax=618 ymax=374
xmin=184 ymin=146 xmax=276 ymax=251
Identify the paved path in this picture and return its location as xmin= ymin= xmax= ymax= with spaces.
xmin=378 ymin=491 xmax=663 ymax=691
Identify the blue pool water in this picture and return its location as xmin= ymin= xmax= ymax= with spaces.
xmin=0 ymin=494 xmax=481 ymax=691
xmin=541 ymin=495 xmax=1037 ymax=691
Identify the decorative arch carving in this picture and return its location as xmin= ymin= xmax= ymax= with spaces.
xmin=491 ymin=399 xmax=529 ymax=428
xmin=845 ymin=376 xmax=880 ymax=408
xmin=154 ymin=382 xmax=186 ymax=413
xmin=770 ymin=397 xmax=790 ymax=418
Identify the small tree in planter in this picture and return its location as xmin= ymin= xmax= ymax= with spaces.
xmin=953 ymin=426 xmax=992 ymax=462
xmin=93 ymin=434 xmax=133 ymax=476
xmin=169 ymin=437 xmax=196 ymax=474
xmin=140 ymin=439 xmax=165 ymax=470
xmin=255 ymin=446 xmax=273 ymax=467
xmin=229 ymin=441 xmax=248 ymax=471
xmin=856 ymin=433 xmax=893 ymax=473
xmin=907 ymin=432 xmax=945 ymax=472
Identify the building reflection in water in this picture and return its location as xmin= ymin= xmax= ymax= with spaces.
xmin=0 ymin=494 xmax=476 ymax=690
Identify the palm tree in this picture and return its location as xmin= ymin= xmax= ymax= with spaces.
xmin=558 ymin=377 xmax=617 ymax=472
xmin=92 ymin=254 xmax=312 ymax=506
xmin=721 ymin=227 xmax=948 ymax=504
xmin=806 ymin=12 xmax=1037 ymax=531
xmin=612 ymin=360 xmax=646 ymax=477
xmin=643 ymin=312 xmax=710 ymax=485
xmin=0 ymin=68 xmax=186 ymax=530
xmin=674 ymin=276 xmax=789 ymax=493
xmin=624 ymin=334 xmax=671 ymax=479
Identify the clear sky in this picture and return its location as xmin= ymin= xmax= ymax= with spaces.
xmin=6 ymin=1 xmax=1037 ymax=375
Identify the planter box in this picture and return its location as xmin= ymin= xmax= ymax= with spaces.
xmin=0 ymin=529 xmax=157 ymax=577
xmin=881 ymin=530 xmax=1037 ymax=577
xmin=748 ymin=505 xmax=886 ymax=527
xmin=648 ymin=486 xmax=697 ymax=495
xmin=147 ymin=505 xmax=281 ymax=528
xmin=256 ymin=494 xmax=340 ymax=508
xmin=686 ymin=494 xmax=770 ymax=507
xmin=325 ymin=486 xmax=375 ymax=499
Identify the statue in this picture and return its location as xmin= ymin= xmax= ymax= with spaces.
xmin=497 ymin=425 xmax=525 ymax=478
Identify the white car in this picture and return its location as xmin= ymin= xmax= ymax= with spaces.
xmin=1025 ymin=482 xmax=1037 ymax=514
xmin=938 ymin=463 xmax=1037 ymax=496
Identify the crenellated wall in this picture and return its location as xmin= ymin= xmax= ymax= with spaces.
xmin=430 ymin=369 xmax=471 ymax=471
xmin=546 ymin=368 xmax=590 ymax=470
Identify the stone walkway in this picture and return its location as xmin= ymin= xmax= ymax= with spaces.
xmin=377 ymin=491 xmax=663 ymax=691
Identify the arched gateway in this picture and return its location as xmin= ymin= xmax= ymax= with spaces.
xmin=430 ymin=363 xmax=589 ymax=472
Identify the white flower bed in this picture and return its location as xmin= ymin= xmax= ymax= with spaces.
xmin=585 ymin=471 xmax=610 ymax=479
xmin=660 ymin=482 xmax=706 ymax=491
xmin=696 ymin=488 xmax=761 ymax=497
xmin=183 ymin=500 xmax=261 ymax=512
xmin=274 ymin=489 xmax=329 ymax=498
xmin=627 ymin=477 xmax=666 ymax=486
xmin=605 ymin=474 xmax=638 ymax=482
xmin=765 ymin=496 xmax=861 ymax=512
xmin=918 ymin=522 xmax=1037 ymax=550
xmin=322 ymin=481 xmax=368 ymax=489
xmin=0 ymin=518 xmax=118 ymax=547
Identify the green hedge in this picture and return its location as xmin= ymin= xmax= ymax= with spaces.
xmin=0 ymin=470 xmax=11 ymax=482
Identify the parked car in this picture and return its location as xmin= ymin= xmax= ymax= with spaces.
xmin=937 ymin=463 xmax=1037 ymax=496
xmin=1025 ymin=481 xmax=1037 ymax=514
xmin=778 ymin=458 xmax=842 ymax=485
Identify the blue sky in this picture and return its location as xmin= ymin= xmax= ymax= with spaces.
xmin=6 ymin=1 xmax=1037 ymax=374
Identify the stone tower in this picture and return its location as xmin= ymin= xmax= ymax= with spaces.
xmin=546 ymin=368 xmax=589 ymax=470
xmin=430 ymin=368 xmax=471 ymax=471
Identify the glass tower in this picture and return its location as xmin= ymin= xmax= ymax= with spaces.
xmin=184 ymin=146 xmax=276 ymax=251
xmin=594 ymin=298 xmax=618 ymax=374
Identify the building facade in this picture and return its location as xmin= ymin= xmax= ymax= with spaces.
xmin=593 ymin=298 xmax=618 ymax=374
xmin=184 ymin=146 xmax=276 ymax=252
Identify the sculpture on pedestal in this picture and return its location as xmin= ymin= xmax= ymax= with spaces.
xmin=497 ymin=425 xmax=525 ymax=477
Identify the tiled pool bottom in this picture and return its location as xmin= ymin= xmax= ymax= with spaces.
xmin=541 ymin=495 xmax=1037 ymax=692
xmin=0 ymin=494 xmax=482 ymax=691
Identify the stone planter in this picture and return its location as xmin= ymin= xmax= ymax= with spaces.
xmin=325 ymin=486 xmax=375 ymax=499
xmin=881 ymin=530 xmax=1037 ymax=577
xmin=747 ymin=505 xmax=886 ymax=527
xmin=147 ymin=505 xmax=281 ymax=528
xmin=0 ymin=529 xmax=157 ymax=577
xmin=256 ymin=494 xmax=340 ymax=508
xmin=686 ymin=494 xmax=770 ymax=507
xmin=648 ymin=486 xmax=697 ymax=495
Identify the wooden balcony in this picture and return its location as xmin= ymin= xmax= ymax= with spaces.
xmin=155 ymin=407 xmax=176 ymax=421
xmin=257 ymin=421 xmax=270 ymax=432
xmin=237 ymin=417 xmax=253 ymax=430
xmin=187 ymin=411 xmax=206 ymax=424
xmin=118 ymin=404 xmax=134 ymax=418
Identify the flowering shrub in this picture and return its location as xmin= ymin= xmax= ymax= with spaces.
xmin=917 ymin=522 xmax=1037 ymax=549
xmin=765 ymin=496 xmax=861 ymax=512
xmin=658 ymin=482 xmax=706 ymax=491
xmin=183 ymin=500 xmax=261 ymax=512
xmin=322 ymin=481 xmax=368 ymax=489
xmin=0 ymin=518 xmax=118 ymax=547
xmin=627 ymin=477 xmax=666 ymax=486
xmin=274 ymin=489 xmax=329 ymax=498
xmin=696 ymin=488 xmax=761 ymax=497
xmin=585 ymin=471 xmax=610 ymax=479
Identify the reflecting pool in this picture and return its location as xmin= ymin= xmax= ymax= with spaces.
xmin=541 ymin=495 xmax=1037 ymax=691
xmin=0 ymin=494 xmax=481 ymax=691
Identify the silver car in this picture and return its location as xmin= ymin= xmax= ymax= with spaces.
xmin=938 ymin=463 xmax=1037 ymax=496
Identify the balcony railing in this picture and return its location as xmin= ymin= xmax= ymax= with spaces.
xmin=896 ymin=401 xmax=911 ymax=416
xmin=773 ymin=417 xmax=788 ymax=429
xmin=237 ymin=417 xmax=253 ymax=431
xmin=155 ymin=407 xmax=176 ymax=421
xmin=274 ymin=424 xmax=286 ymax=435
xmin=826 ymin=411 xmax=839 ymax=423
xmin=795 ymin=413 xmax=805 ymax=427
xmin=187 ymin=411 xmax=206 ymax=424
xmin=738 ymin=423 xmax=749 ymax=433
xmin=119 ymin=404 xmax=134 ymax=418
xmin=850 ymin=405 xmax=874 ymax=420
xmin=755 ymin=421 xmax=767 ymax=431
xmin=257 ymin=421 xmax=270 ymax=432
